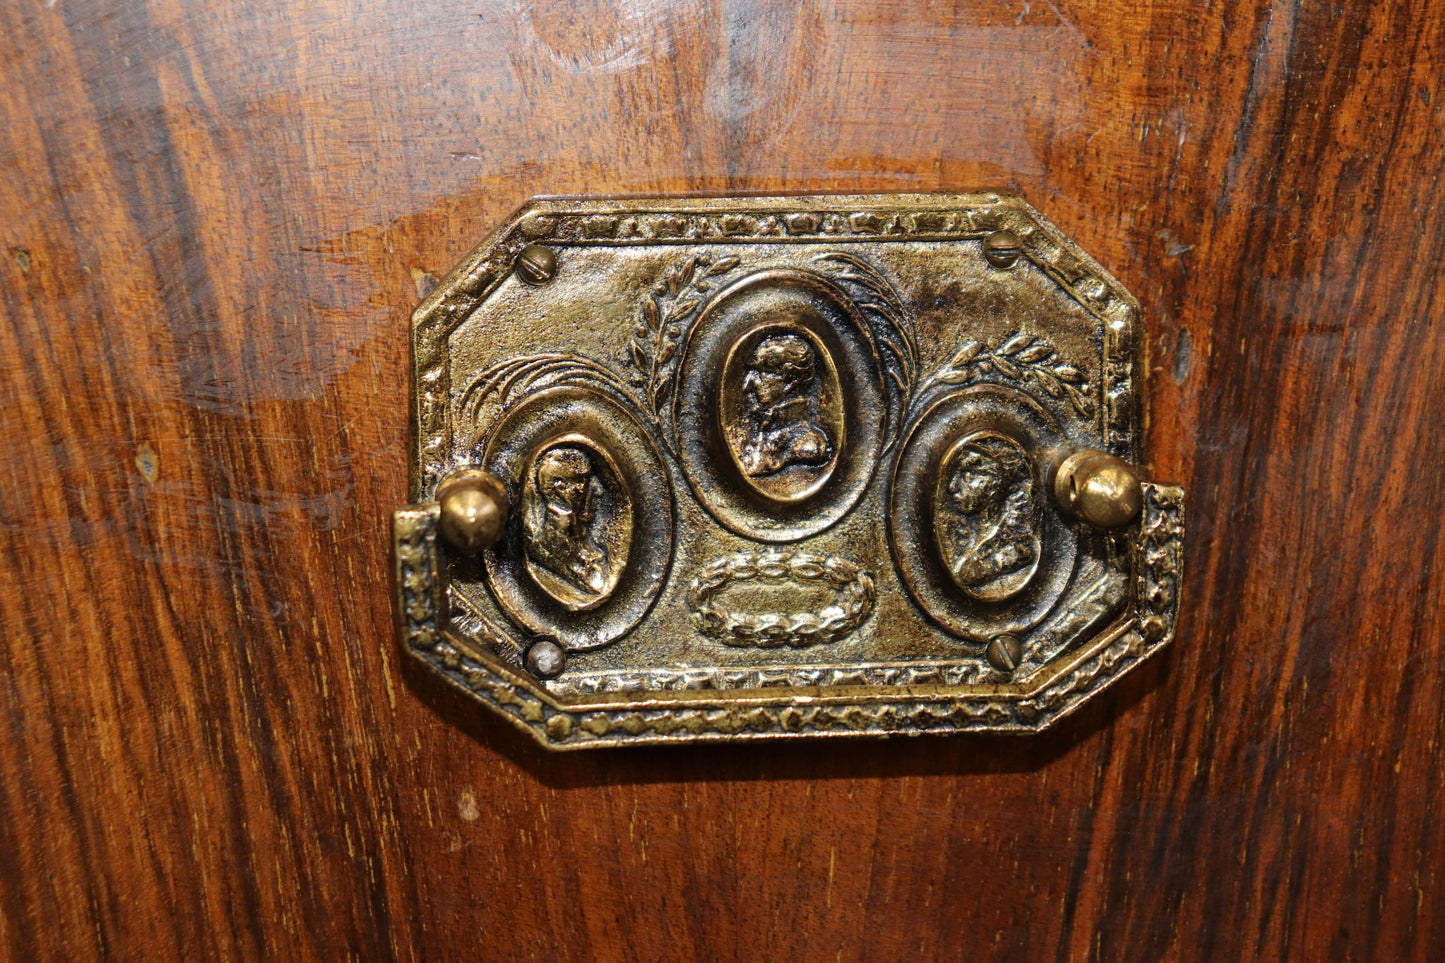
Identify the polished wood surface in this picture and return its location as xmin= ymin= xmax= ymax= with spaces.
xmin=2 ymin=0 xmax=1442 ymax=959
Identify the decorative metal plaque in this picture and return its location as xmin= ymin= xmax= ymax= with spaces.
xmin=392 ymin=193 xmax=1185 ymax=749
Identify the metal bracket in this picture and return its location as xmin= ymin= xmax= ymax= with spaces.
xmin=393 ymin=192 xmax=1185 ymax=749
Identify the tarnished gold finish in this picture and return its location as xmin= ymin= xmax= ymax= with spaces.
xmin=1052 ymin=449 xmax=1145 ymax=529
xmin=391 ymin=192 xmax=1186 ymax=749
xmin=719 ymin=325 xmax=843 ymax=504
xmin=436 ymin=469 xmax=508 ymax=554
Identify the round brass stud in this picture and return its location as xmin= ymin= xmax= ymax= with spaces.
xmin=1052 ymin=450 xmax=1144 ymax=529
xmin=514 ymin=244 xmax=557 ymax=285
xmin=436 ymin=469 xmax=509 ymax=553
xmin=525 ymin=639 xmax=567 ymax=679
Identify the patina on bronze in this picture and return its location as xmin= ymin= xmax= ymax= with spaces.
xmin=391 ymin=192 xmax=1186 ymax=749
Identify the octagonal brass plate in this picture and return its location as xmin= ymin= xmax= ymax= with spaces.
xmin=393 ymin=193 xmax=1184 ymax=749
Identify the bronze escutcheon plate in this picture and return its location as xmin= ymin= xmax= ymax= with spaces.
xmin=392 ymin=192 xmax=1185 ymax=749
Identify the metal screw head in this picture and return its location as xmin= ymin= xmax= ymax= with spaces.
xmin=514 ymin=244 xmax=557 ymax=285
xmin=436 ymin=469 xmax=509 ymax=553
xmin=986 ymin=634 xmax=1023 ymax=673
xmin=983 ymin=230 xmax=1022 ymax=269
xmin=525 ymin=639 xmax=567 ymax=679
xmin=1052 ymin=449 xmax=1144 ymax=529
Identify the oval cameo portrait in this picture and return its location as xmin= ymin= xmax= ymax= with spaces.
xmin=520 ymin=435 xmax=633 ymax=612
xmin=932 ymin=432 xmax=1043 ymax=603
xmin=671 ymin=269 xmax=887 ymax=542
xmin=480 ymin=384 xmax=674 ymax=651
xmin=718 ymin=323 xmax=844 ymax=504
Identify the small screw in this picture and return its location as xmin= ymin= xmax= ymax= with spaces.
xmin=983 ymin=230 xmax=1022 ymax=269
xmin=985 ymin=634 xmax=1023 ymax=674
xmin=514 ymin=244 xmax=557 ymax=285
xmin=525 ymin=639 xmax=567 ymax=679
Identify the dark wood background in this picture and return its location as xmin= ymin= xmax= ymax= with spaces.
xmin=2 ymin=0 xmax=1442 ymax=959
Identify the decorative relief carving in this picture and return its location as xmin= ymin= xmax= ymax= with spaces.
xmin=447 ymin=255 xmax=917 ymax=641
xmin=411 ymin=196 xmax=1142 ymax=489
xmin=1134 ymin=483 xmax=1186 ymax=642
xmin=397 ymin=193 xmax=1180 ymax=747
xmin=394 ymin=482 xmax=1184 ymax=747
xmin=460 ymin=353 xmax=634 ymax=444
xmin=479 ymin=384 xmax=674 ymax=651
xmin=671 ymin=268 xmax=896 ymax=542
xmin=626 ymin=253 xmax=740 ymax=429
xmin=393 ymin=504 xmax=444 ymax=653
xmin=889 ymin=387 xmax=1077 ymax=641
xmin=934 ymin=432 xmax=1043 ymax=603
xmin=686 ymin=552 xmax=876 ymax=648
xmin=812 ymin=252 xmax=919 ymax=430
xmin=921 ymin=333 xmax=1094 ymax=419
xmin=520 ymin=438 xmax=630 ymax=612
xmin=722 ymin=327 xmax=840 ymax=501
xmin=553 ymin=206 xmax=1000 ymax=246
xmin=1104 ymin=343 xmax=1137 ymax=456
xmin=549 ymin=661 xmax=988 ymax=695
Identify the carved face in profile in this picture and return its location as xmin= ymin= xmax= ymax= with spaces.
xmin=933 ymin=433 xmax=1043 ymax=603
xmin=724 ymin=330 xmax=836 ymax=489
xmin=521 ymin=440 xmax=631 ymax=612
xmin=948 ymin=448 xmax=1006 ymax=514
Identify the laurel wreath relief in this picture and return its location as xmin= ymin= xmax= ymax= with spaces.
xmin=923 ymin=333 xmax=1095 ymax=418
xmin=626 ymin=253 xmax=740 ymax=425
xmin=687 ymin=552 xmax=877 ymax=648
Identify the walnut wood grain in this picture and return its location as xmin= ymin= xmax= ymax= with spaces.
xmin=1 ymin=0 xmax=1442 ymax=959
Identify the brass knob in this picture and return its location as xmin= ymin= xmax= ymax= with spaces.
xmin=436 ymin=469 xmax=509 ymax=553
xmin=1052 ymin=450 xmax=1143 ymax=529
